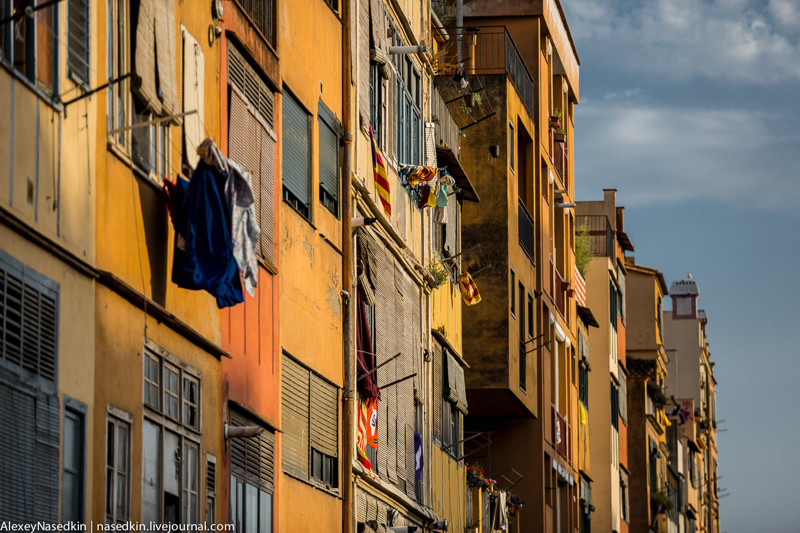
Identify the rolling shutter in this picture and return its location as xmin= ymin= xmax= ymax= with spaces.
xmin=310 ymin=374 xmax=338 ymax=458
xmin=259 ymin=129 xmax=277 ymax=265
xmin=67 ymin=0 xmax=90 ymax=85
xmin=282 ymin=91 xmax=312 ymax=214
xmin=227 ymin=44 xmax=274 ymax=128
xmin=134 ymin=0 xmax=179 ymax=119
xmin=281 ymin=355 xmax=310 ymax=478
xmin=318 ymin=102 xmax=341 ymax=217
xmin=445 ymin=350 xmax=468 ymax=414
xmin=357 ymin=0 xmax=371 ymax=126
xmin=425 ymin=123 xmax=437 ymax=167
xmin=34 ymin=393 xmax=60 ymax=519
xmin=230 ymin=410 xmax=275 ymax=492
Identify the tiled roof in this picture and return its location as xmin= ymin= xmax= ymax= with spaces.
xmin=670 ymin=279 xmax=699 ymax=296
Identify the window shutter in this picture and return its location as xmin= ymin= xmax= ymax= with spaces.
xmin=433 ymin=342 xmax=443 ymax=443
xmin=618 ymin=364 xmax=627 ymax=424
xmin=425 ymin=123 xmax=437 ymax=167
xmin=0 ymin=383 xmax=38 ymax=522
xmin=259 ymin=129 xmax=277 ymax=266
xmin=318 ymin=103 xmax=341 ymax=217
xmin=617 ymin=266 xmax=626 ymax=326
xmin=134 ymin=0 xmax=160 ymax=114
xmin=387 ymin=72 xmax=397 ymax=161
xmin=206 ymin=456 xmax=216 ymax=497
xmin=230 ymin=410 xmax=275 ymax=492
xmin=34 ymin=393 xmax=60 ymax=521
xmin=310 ymin=374 xmax=338 ymax=458
xmin=282 ymin=92 xmax=312 ymax=213
xmin=227 ymin=45 xmax=275 ymax=128
xmin=155 ymin=0 xmax=179 ymax=119
xmin=67 ymin=0 xmax=90 ymax=85
xmin=182 ymin=26 xmax=205 ymax=169
xmin=281 ymin=355 xmax=310 ymax=478
xmin=445 ymin=350 xmax=468 ymax=414
xmin=405 ymin=423 xmax=416 ymax=499
xmin=358 ymin=0 xmax=371 ymax=127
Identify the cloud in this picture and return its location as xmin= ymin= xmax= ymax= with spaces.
xmin=562 ymin=0 xmax=800 ymax=85
xmin=574 ymin=102 xmax=800 ymax=209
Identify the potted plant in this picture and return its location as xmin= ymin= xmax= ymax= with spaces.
xmin=465 ymin=519 xmax=479 ymax=533
xmin=554 ymin=128 xmax=566 ymax=143
xmin=650 ymin=491 xmax=674 ymax=515
xmin=550 ymin=109 xmax=562 ymax=128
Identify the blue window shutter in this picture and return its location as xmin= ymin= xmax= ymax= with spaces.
xmin=317 ymin=101 xmax=340 ymax=218
xmin=282 ymin=91 xmax=312 ymax=218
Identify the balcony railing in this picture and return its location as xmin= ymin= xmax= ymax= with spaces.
xmin=552 ymin=405 xmax=570 ymax=460
xmin=576 ymin=215 xmax=615 ymax=258
xmin=518 ymin=199 xmax=535 ymax=262
xmin=553 ymin=137 xmax=568 ymax=184
xmin=432 ymin=88 xmax=461 ymax=157
xmin=436 ymin=26 xmax=535 ymax=118
xmin=235 ymin=0 xmax=275 ymax=46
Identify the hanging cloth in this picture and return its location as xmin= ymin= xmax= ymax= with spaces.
xmin=357 ymin=395 xmax=374 ymax=472
xmin=400 ymin=164 xmax=438 ymax=186
xmin=459 ymin=272 xmax=482 ymax=306
xmin=225 ymin=160 xmax=261 ymax=297
xmin=369 ymin=126 xmax=391 ymax=216
xmin=356 ymin=285 xmax=380 ymax=398
xmin=417 ymin=184 xmax=431 ymax=209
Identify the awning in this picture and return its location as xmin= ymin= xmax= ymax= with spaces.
xmin=436 ymin=146 xmax=479 ymax=203
xmin=577 ymin=305 xmax=599 ymax=328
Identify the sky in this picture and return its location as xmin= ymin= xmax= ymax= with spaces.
xmin=559 ymin=0 xmax=800 ymax=531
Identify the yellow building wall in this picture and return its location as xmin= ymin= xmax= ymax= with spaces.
xmin=431 ymin=447 xmax=467 ymax=532
xmin=431 ymin=271 xmax=463 ymax=356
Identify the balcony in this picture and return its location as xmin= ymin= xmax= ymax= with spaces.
xmin=575 ymin=215 xmax=615 ymax=258
xmin=235 ymin=0 xmax=275 ymax=46
xmin=518 ymin=199 xmax=535 ymax=262
xmin=553 ymin=136 xmax=568 ymax=185
xmin=435 ymin=26 xmax=535 ymax=119
xmin=552 ymin=405 xmax=570 ymax=460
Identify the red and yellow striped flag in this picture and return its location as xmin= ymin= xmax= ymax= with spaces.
xmin=459 ymin=272 xmax=482 ymax=306
xmin=369 ymin=126 xmax=391 ymax=217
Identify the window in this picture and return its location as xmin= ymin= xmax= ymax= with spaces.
xmin=620 ymin=470 xmax=630 ymax=523
xmin=609 ymin=279 xmax=619 ymax=331
xmin=369 ymin=62 xmax=382 ymax=144
xmin=527 ymin=293 xmax=534 ymax=339
xmin=142 ymin=345 xmax=202 ymax=524
xmin=510 ymin=268 xmax=516 ymax=317
xmin=106 ymin=412 xmax=131 ymax=524
xmin=131 ymin=101 xmax=170 ymax=181
xmin=228 ymin=43 xmax=278 ymax=267
xmin=0 ymin=0 xmax=58 ymax=97
xmin=67 ymin=0 xmax=90 ymax=86
xmin=610 ymin=380 xmax=619 ymax=430
xmin=318 ymin=101 xmax=341 ymax=217
xmin=509 ymin=121 xmax=515 ymax=172
xmin=237 ymin=0 xmax=275 ymax=45
xmin=518 ymin=283 xmax=525 ymax=342
xmin=282 ymin=90 xmax=312 ymax=220
xmin=579 ymin=364 xmax=589 ymax=406
xmin=0 ymin=250 xmax=59 ymax=382
xmin=395 ymin=56 xmax=421 ymax=164
xmin=281 ymin=354 xmax=339 ymax=489
xmin=323 ymin=0 xmax=338 ymax=12
xmin=438 ymin=345 xmax=467 ymax=458
xmin=618 ymin=363 xmax=627 ymax=425
xmin=205 ymin=455 xmax=217 ymax=527
xmin=107 ymin=0 xmax=130 ymax=148
xmin=62 ymin=400 xmax=86 ymax=523
xmin=657 ymin=295 xmax=663 ymax=340
xmin=229 ymin=410 xmax=274 ymax=533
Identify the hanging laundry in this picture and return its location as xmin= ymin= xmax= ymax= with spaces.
xmin=356 ymin=285 xmax=380 ymax=398
xmin=366 ymin=398 xmax=378 ymax=448
xmin=414 ymin=431 xmax=424 ymax=479
xmin=433 ymin=205 xmax=448 ymax=225
xmin=435 ymin=183 xmax=449 ymax=207
xmin=459 ymin=272 xmax=482 ymax=306
xmin=356 ymin=395 xmax=373 ymax=472
xmin=426 ymin=186 xmax=439 ymax=208
xmin=225 ymin=160 xmax=260 ymax=297
xmin=169 ymin=156 xmax=244 ymax=309
xmin=369 ymin=126 xmax=391 ymax=217
xmin=417 ymin=184 xmax=431 ymax=209
xmin=400 ymin=164 xmax=438 ymax=186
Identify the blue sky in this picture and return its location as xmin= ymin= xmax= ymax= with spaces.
xmin=560 ymin=0 xmax=800 ymax=531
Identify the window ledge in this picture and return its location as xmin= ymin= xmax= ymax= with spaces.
xmin=282 ymin=469 xmax=341 ymax=499
xmin=2 ymin=61 xmax=63 ymax=113
xmin=282 ymin=198 xmax=316 ymax=228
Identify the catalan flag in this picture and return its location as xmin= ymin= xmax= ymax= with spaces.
xmin=459 ymin=272 xmax=482 ymax=306
xmin=369 ymin=126 xmax=391 ymax=217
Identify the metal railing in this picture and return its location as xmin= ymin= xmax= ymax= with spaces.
xmin=437 ymin=27 xmax=535 ymax=118
xmin=576 ymin=215 xmax=615 ymax=258
xmin=432 ymin=87 xmax=461 ymax=157
xmin=553 ymin=138 xmax=568 ymax=184
xmin=235 ymin=0 xmax=275 ymax=46
xmin=518 ymin=199 xmax=535 ymax=262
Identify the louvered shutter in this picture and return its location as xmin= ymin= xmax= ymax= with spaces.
xmin=282 ymin=92 xmax=312 ymax=214
xmin=394 ymin=294 xmax=406 ymax=481
xmin=155 ymin=0 xmax=179 ymax=119
xmin=387 ymin=72 xmax=397 ymax=161
xmin=318 ymin=103 xmax=341 ymax=218
xmin=0 ymin=253 xmax=58 ymax=382
xmin=358 ymin=0 xmax=371 ymax=126
xmin=445 ymin=198 xmax=458 ymax=258
xmin=260 ymin=130 xmax=277 ymax=266
xmin=206 ymin=455 xmax=216 ymax=498
xmin=405 ymin=423 xmax=416 ymax=499
xmin=617 ymin=265 xmax=626 ymax=326
xmin=445 ymin=350 xmax=468 ymax=414
xmin=618 ymin=363 xmax=627 ymax=424
xmin=281 ymin=355 xmax=310 ymax=478
xmin=432 ymin=342 xmax=443 ymax=443
xmin=230 ymin=410 xmax=275 ymax=492
xmin=34 ymin=393 xmax=60 ymax=520
xmin=310 ymin=374 xmax=338 ymax=458
xmin=67 ymin=0 xmax=90 ymax=85
xmin=134 ymin=0 xmax=159 ymax=113
xmin=0 ymin=383 xmax=38 ymax=521
xmin=227 ymin=45 xmax=275 ymax=127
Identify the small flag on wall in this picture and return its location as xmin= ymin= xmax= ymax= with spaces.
xmin=369 ymin=126 xmax=391 ymax=217
xmin=459 ymin=272 xmax=482 ymax=306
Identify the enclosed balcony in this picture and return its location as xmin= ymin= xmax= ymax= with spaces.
xmin=575 ymin=215 xmax=615 ymax=258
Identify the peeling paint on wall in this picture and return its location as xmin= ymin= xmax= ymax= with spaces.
xmin=327 ymin=273 xmax=341 ymax=319
xmin=303 ymin=234 xmax=314 ymax=266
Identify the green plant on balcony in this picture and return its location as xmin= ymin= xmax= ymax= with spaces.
xmin=575 ymin=222 xmax=592 ymax=276
xmin=428 ymin=260 xmax=450 ymax=289
xmin=554 ymin=128 xmax=567 ymax=143
xmin=647 ymin=381 xmax=667 ymax=409
xmin=431 ymin=114 xmax=441 ymax=126
xmin=650 ymin=491 xmax=674 ymax=513
xmin=459 ymin=129 xmax=467 ymax=138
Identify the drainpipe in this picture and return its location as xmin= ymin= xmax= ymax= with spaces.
xmin=341 ymin=0 xmax=355 ymax=531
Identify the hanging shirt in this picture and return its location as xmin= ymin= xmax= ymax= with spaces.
xmin=225 ymin=160 xmax=260 ymax=297
xmin=171 ymin=160 xmax=244 ymax=308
